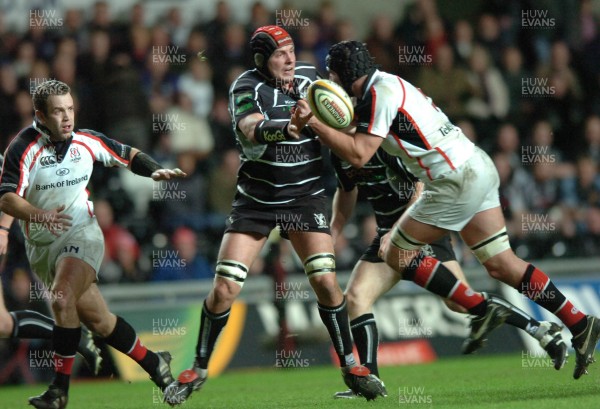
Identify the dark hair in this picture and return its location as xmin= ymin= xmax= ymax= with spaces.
xmin=32 ymin=80 xmax=70 ymax=114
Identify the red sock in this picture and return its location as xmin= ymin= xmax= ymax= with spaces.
xmin=407 ymin=255 xmax=486 ymax=314
xmin=127 ymin=337 xmax=149 ymax=361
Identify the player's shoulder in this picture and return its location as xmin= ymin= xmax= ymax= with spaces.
xmin=294 ymin=61 xmax=319 ymax=80
xmin=75 ymin=128 xmax=112 ymax=142
xmin=6 ymin=126 xmax=43 ymax=155
xmin=230 ymin=69 xmax=263 ymax=94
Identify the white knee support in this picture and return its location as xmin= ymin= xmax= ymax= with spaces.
xmin=390 ymin=225 xmax=425 ymax=251
xmin=215 ymin=260 xmax=248 ymax=287
xmin=303 ymin=253 xmax=335 ymax=278
xmin=470 ymin=227 xmax=511 ymax=263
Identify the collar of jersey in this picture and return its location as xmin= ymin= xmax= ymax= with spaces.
xmin=32 ymin=119 xmax=75 ymax=145
xmin=358 ymin=69 xmax=379 ymax=101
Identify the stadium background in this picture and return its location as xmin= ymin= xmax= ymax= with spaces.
xmin=1 ymin=0 xmax=600 ymax=392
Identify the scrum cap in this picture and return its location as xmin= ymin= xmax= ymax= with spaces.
xmin=326 ymin=41 xmax=376 ymax=95
xmin=250 ymin=25 xmax=293 ymax=77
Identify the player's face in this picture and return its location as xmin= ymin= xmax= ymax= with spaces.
xmin=268 ymin=44 xmax=295 ymax=83
xmin=38 ymin=93 xmax=75 ymax=141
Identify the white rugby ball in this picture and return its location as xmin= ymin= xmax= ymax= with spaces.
xmin=307 ymin=79 xmax=354 ymax=129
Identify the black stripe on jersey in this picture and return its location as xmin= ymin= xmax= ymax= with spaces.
xmin=0 ymin=127 xmax=41 ymax=197
xmin=78 ymin=129 xmax=132 ymax=163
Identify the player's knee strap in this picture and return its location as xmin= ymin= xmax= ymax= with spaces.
xmin=470 ymin=227 xmax=511 ymax=263
xmin=303 ymin=253 xmax=335 ymax=278
xmin=390 ymin=225 xmax=425 ymax=251
xmin=215 ymin=260 xmax=249 ymax=287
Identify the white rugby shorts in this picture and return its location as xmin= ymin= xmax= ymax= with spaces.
xmin=407 ymin=146 xmax=501 ymax=231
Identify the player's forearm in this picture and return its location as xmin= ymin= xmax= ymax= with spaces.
xmin=0 ymin=192 xmax=48 ymax=223
xmin=330 ymin=188 xmax=357 ymax=240
xmin=0 ymin=212 xmax=14 ymax=230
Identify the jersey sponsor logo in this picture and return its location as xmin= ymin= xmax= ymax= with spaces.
xmin=35 ymin=174 xmax=88 ymax=190
xmin=438 ymin=122 xmax=455 ymax=136
xmin=39 ymin=155 xmax=57 ymax=167
xmin=313 ymin=213 xmax=327 ymax=228
xmin=261 ymin=129 xmax=286 ymax=142
xmin=56 ymin=168 xmax=70 ymax=176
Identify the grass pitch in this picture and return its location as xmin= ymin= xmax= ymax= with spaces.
xmin=2 ymin=353 xmax=599 ymax=408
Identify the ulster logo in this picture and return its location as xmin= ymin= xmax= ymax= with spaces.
xmin=70 ymin=146 xmax=81 ymax=162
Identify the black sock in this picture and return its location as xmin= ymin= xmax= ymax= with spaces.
xmin=351 ymin=314 xmax=379 ymax=376
xmin=104 ymin=316 xmax=158 ymax=374
xmin=195 ymin=301 xmax=230 ymax=369
xmin=52 ymin=326 xmax=81 ymax=394
xmin=487 ymin=294 xmax=540 ymax=336
xmin=318 ymin=297 xmax=356 ymax=367
xmin=9 ymin=310 xmax=54 ymax=338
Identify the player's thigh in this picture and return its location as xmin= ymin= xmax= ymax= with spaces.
xmin=460 ymin=206 xmax=508 ymax=247
xmin=217 ymin=231 xmax=268 ymax=268
xmin=287 ymin=231 xmax=334 ymax=261
xmin=346 ymin=260 xmax=400 ymax=307
xmin=76 ymin=283 xmax=116 ymax=337
xmin=53 ymin=257 xmax=97 ymax=303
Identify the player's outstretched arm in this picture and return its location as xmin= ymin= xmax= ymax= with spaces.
xmin=295 ymin=100 xmax=382 ymax=167
xmin=128 ymin=148 xmax=187 ymax=181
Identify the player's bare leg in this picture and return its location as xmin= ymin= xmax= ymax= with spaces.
xmin=164 ymin=232 xmax=266 ymax=406
xmin=289 ymin=231 xmax=386 ymax=400
xmin=461 ymin=206 xmax=591 ymax=376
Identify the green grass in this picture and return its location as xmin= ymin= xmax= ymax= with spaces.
xmin=2 ymin=353 xmax=599 ymax=408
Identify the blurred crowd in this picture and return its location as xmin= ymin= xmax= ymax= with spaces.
xmin=0 ymin=0 xmax=599 ymax=287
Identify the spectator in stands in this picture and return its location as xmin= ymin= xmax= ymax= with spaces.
xmin=493 ymin=123 xmax=522 ymax=168
xmin=177 ymin=57 xmax=214 ymax=118
xmin=583 ymin=114 xmax=600 ymax=164
xmin=476 ymin=14 xmax=504 ymax=66
xmin=452 ymin=19 xmax=474 ymax=67
xmin=365 ymin=15 xmax=399 ymax=74
xmin=207 ymin=149 xmax=240 ymax=218
xmin=501 ymin=46 xmax=533 ymax=125
xmin=417 ymin=43 xmax=470 ymax=120
xmin=151 ymin=227 xmax=213 ymax=281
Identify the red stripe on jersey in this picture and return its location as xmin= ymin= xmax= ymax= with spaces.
xmin=434 ymin=147 xmax=456 ymax=170
xmin=28 ymin=145 xmax=47 ymax=171
xmin=391 ymin=132 xmax=433 ymax=180
xmin=72 ymin=140 xmax=96 ymax=161
xmin=398 ymin=107 xmax=431 ymax=149
xmin=86 ymin=200 xmax=93 ymax=217
xmin=77 ymin=132 xmax=129 ymax=165
xmin=17 ymin=134 xmax=43 ymax=196
xmin=367 ymin=87 xmax=377 ymax=135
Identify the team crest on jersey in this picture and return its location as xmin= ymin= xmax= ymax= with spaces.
xmin=70 ymin=146 xmax=81 ymax=163
xmin=313 ymin=213 xmax=327 ymax=228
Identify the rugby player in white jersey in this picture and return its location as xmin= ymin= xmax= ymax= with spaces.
xmin=293 ymin=41 xmax=600 ymax=380
xmin=0 ymin=80 xmax=185 ymax=408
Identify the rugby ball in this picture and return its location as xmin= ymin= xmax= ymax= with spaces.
xmin=307 ymin=79 xmax=354 ymax=129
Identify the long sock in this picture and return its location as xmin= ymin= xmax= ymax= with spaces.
xmin=318 ymin=297 xmax=356 ymax=368
xmin=195 ymin=301 xmax=230 ymax=369
xmin=52 ymin=326 xmax=80 ymax=394
xmin=486 ymin=294 xmax=541 ymax=336
xmin=9 ymin=310 xmax=53 ymax=338
xmin=351 ymin=314 xmax=379 ymax=376
xmin=518 ymin=264 xmax=587 ymax=336
xmin=403 ymin=254 xmax=487 ymax=316
xmin=104 ymin=316 xmax=158 ymax=374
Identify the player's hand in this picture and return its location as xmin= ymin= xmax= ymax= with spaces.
xmin=288 ymin=100 xmax=313 ymax=139
xmin=0 ymin=230 xmax=8 ymax=255
xmin=40 ymin=204 xmax=73 ymax=237
xmin=378 ymin=230 xmax=392 ymax=260
xmin=151 ymin=168 xmax=187 ymax=181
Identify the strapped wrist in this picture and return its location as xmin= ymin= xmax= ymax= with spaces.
xmin=131 ymin=152 xmax=162 ymax=177
xmin=254 ymin=120 xmax=291 ymax=144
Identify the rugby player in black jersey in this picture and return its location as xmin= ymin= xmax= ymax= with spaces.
xmin=163 ymin=26 xmax=385 ymax=405
xmin=329 ymin=148 xmax=566 ymax=398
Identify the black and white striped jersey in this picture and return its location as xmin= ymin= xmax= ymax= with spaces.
xmin=228 ymin=62 xmax=325 ymax=206
xmin=0 ymin=121 xmax=131 ymax=243
xmin=332 ymin=148 xmax=416 ymax=229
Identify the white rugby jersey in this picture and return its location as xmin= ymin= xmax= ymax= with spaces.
xmin=0 ymin=121 xmax=131 ymax=244
xmin=354 ymin=70 xmax=475 ymax=181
